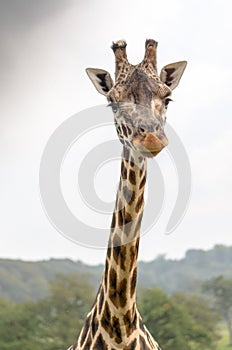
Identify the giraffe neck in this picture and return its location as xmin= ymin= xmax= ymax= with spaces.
xmin=105 ymin=145 xmax=146 ymax=302
xmin=99 ymin=146 xmax=147 ymax=340
xmin=75 ymin=146 xmax=161 ymax=349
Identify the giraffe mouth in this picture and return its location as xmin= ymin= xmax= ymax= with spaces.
xmin=139 ymin=149 xmax=163 ymax=158
xmin=133 ymin=132 xmax=168 ymax=158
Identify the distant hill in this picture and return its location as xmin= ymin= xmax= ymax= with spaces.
xmin=0 ymin=259 xmax=102 ymax=302
xmin=0 ymin=244 xmax=232 ymax=302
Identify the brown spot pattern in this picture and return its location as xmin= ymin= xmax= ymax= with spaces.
xmin=107 ymin=245 xmax=111 ymax=259
xmin=101 ymin=302 xmax=122 ymax=344
xmin=125 ymin=210 xmax=132 ymax=223
xmin=121 ymin=161 xmax=127 ymax=180
xmin=80 ymin=314 xmax=91 ymax=346
xmin=139 ymin=175 xmax=146 ymax=189
xmin=124 ymin=211 xmax=133 ymax=236
xmin=123 ymin=308 xmax=137 ymax=337
xmin=83 ymin=333 xmax=92 ymax=350
xmin=129 ymin=169 xmax=136 ymax=185
xmin=130 ymin=267 xmax=137 ymax=297
xmin=108 ymin=268 xmax=127 ymax=307
xmin=113 ymin=235 xmax=126 ymax=270
xmin=117 ymin=209 xmax=123 ymax=227
xmin=121 ymin=124 xmax=128 ymax=137
xmin=130 ymin=156 xmax=135 ymax=167
xmin=111 ymin=212 xmax=116 ymax=229
xmin=91 ymin=306 xmax=99 ymax=338
xmin=98 ymin=286 xmax=104 ymax=314
xmin=93 ymin=333 xmax=108 ymax=350
xmin=123 ymin=186 xmax=135 ymax=205
xmin=136 ymin=236 xmax=140 ymax=250
xmin=129 ymin=244 xmax=138 ymax=271
xmin=101 ymin=300 xmax=111 ymax=333
xmin=112 ymin=316 xmax=122 ymax=344
xmin=135 ymin=213 xmax=143 ymax=235
xmin=135 ymin=193 xmax=144 ymax=213
xmin=104 ymin=259 xmax=109 ymax=287
xmin=139 ymin=168 xmax=144 ymax=177
xmin=117 ymin=205 xmax=134 ymax=231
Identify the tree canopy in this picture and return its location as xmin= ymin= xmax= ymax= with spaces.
xmin=0 ymin=274 xmax=94 ymax=350
xmin=203 ymin=275 xmax=232 ymax=346
xmin=0 ymin=274 xmax=223 ymax=350
xmin=138 ymin=288 xmax=220 ymax=350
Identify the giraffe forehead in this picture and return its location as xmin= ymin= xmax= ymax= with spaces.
xmin=109 ymin=73 xmax=171 ymax=103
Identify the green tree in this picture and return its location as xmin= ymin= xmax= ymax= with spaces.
xmin=173 ymin=293 xmax=220 ymax=345
xmin=0 ymin=274 xmax=94 ymax=350
xmin=0 ymin=298 xmax=41 ymax=350
xmin=203 ymin=275 xmax=232 ymax=345
xmin=34 ymin=273 xmax=94 ymax=350
xmin=138 ymin=288 xmax=218 ymax=350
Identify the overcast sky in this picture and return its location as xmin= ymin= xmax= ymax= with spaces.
xmin=0 ymin=0 xmax=231 ymax=265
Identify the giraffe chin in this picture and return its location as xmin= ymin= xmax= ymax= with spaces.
xmin=139 ymin=149 xmax=162 ymax=158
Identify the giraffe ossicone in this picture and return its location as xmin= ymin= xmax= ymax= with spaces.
xmin=68 ymin=39 xmax=187 ymax=350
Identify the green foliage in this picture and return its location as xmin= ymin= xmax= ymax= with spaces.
xmin=138 ymin=288 xmax=220 ymax=350
xmin=217 ymin=323 xmax=232 ymax=350
xmin=33 ymin=274 xmax=94 ymax=350
xmin=203 ymin=276 xmax=232 ymax=315
xmin=203 ymin=276 xmax=232 ymax=345
xmin=0 ymin=274 xmax=94 ymax=350
xmin=0 ymin=298 xmax=41 ymax=350
xmin=173 ymin=293 xmax=221 ymax=346
xmin=0 ymin=277 xmax=224 ymax=350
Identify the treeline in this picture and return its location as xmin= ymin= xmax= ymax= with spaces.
xmin=1 ymin=244 xmax=232 ymax=302
xmin=1 ymin=273 xmax=232 ymax=350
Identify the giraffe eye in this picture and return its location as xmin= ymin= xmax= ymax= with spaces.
xmin=164 ymin=98 xmax=173 ymax=107
xmin=108 ymin=102 xmax=119 ymax=113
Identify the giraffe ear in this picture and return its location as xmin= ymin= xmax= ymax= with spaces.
xmin=86 ymin=68 xmax=114 ymax=96
xmin=160 ymin=61 xmax=187 ymax=90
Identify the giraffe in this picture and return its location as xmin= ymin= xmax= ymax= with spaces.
xmin=67 ymin=39 xmax=187 ymax=350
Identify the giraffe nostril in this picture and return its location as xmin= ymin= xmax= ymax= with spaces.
xmin=138 ymin=127 xmax=146 ymax=136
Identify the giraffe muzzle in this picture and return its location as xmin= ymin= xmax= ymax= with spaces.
xmin=133 ymin=132 xmax=168 ymax=157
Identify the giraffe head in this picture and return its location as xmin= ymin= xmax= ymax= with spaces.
xmin=86 ymin=39 xmax=187 ymax=158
